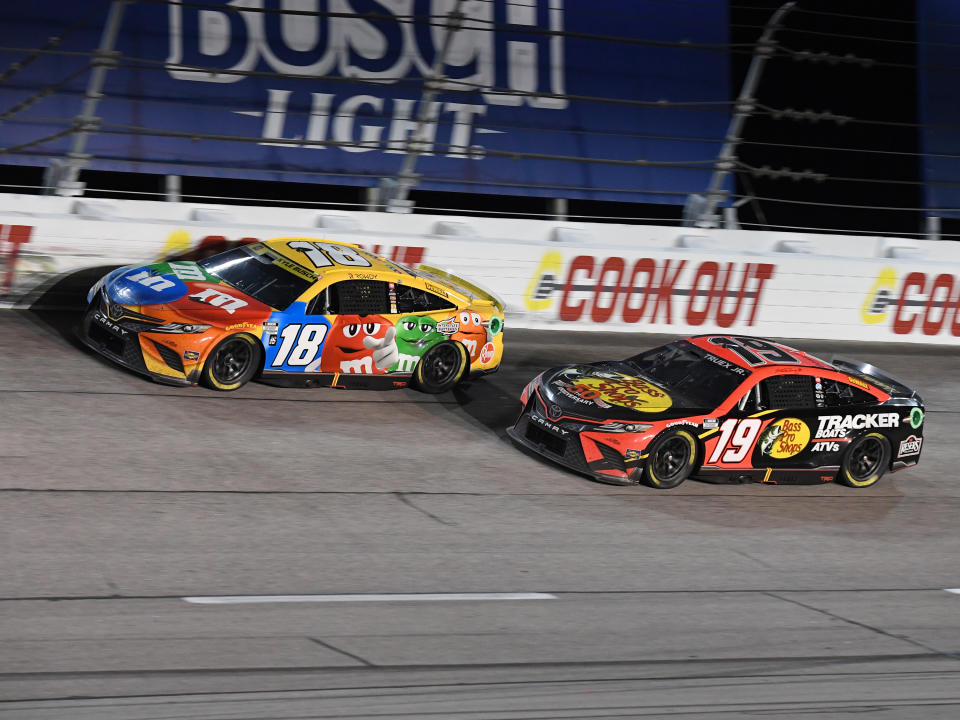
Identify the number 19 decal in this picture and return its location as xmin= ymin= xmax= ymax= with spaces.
xmin=271 ymin=323 xmax=328 ymax=370
xmin=707 ymin=418 xmax=762 ymax=463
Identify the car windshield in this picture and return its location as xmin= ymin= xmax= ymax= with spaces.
xmin=199 ymin=245 xmax=314 ymax=310
xmin=625 ymin=341 xmax=749 ymax=409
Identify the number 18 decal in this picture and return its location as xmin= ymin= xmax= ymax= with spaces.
xmin=287 ymin=241 xmax=371 ymax=268
xmin=271 ymin=323 xmax=328 ymax=370
xmin=707 ymin=418 xmax=762 ymax=463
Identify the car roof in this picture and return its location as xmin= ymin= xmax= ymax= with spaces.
xmin=263 ymin=237 xmax=411 ymax=277
xmin=685 ymin=334 xmax=836 ymax=372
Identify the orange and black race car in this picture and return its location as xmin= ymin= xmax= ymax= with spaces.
xmin=508 ymin=335 xmax=925 ymax=489
xmin=81 ymin=238 xmax=504 ymax=393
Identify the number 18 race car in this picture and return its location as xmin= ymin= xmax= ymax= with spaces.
xmin=508 ymin=335 xmax=924 ymax=489
xmin=81 ymin=237 xmax=504 ymax=393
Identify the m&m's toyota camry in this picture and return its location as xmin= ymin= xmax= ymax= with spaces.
xmin=82 ymin=238 xmax=504 ymax=393
xmin=508 ymin=335 xmax=924 ymax=489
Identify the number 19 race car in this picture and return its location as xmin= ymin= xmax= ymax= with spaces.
xmin=508 ymin=335 xmax=924 ymax=489
xmin=81 ymin=238 xmax=504 ymax=393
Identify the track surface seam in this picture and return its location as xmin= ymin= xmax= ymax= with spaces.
xmin=0 ymin=488 xmax=939 ymax=499
xmin=765 ymin=592 xmax=960 ymax=662
xmin=0 ymin=588 xmax=956 ymax=602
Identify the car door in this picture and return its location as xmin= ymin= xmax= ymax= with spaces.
xmin=807 ymin=376 xmax=890 ymax=460
xmin=310 ymin=278 xmax=396 ymax=375
xmin=705 ymin=369 xmax=824 ymax=474
xmin=260 ymin=277 xmax=397 ymax=376
xmin=309 ymin=277 xmax=459 ymax=375
xmin=392 ymin=283 xmax=458 ymax=372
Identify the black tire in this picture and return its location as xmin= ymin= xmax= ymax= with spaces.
xmin=639 ymin=429 xmax=698 ymax=489
xmin=413 ymin=340 xmax=468 ymax=394
xmin=838 ymin=432 xmax=890 ymax=488
xmin=201 ymin=333 xmax=261 ymax=391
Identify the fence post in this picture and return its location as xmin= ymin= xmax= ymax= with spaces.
xmin=380 ymin=0 xmax=465 ymax=213
xmin=54 ymin=0 xmax=128 ymax=197
xmin=695 ymin=1 xmax=796 ymax=228
xmin=165 ymin=175 xmax=181 ymax=202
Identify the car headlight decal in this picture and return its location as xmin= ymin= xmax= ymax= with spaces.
xmin=594 ymin=422 xmax=653 ymax=433
xmin=150 ymin=323 xmax=212 ymax=334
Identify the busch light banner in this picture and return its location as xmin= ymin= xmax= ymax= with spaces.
xmin=0 ymin=1 xmax=730 ymax=203
xmin=917 ymin=1 xmax=960 ymax=218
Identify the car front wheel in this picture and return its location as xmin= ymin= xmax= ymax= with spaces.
xmin=201 ymin=333 xmax=261 ymax=391
xmin=639 ymin=429 xmax=698 ymax=489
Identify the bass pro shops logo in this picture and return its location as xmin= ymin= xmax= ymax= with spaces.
xmin=524 ymin=251 xmax=775 ymax=327
xmin=862 ymin=267 xmax=960 ymax=338
xmin=758 ymin=418 xmax=810 ymax=459
xmin=166 ymin=1 xmax=567 ymax=158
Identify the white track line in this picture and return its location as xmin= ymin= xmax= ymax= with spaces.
xmin=945 ymin=589 xmax=960 ymax=595
xmin=182 ymin=592 xmax=556 ymax=605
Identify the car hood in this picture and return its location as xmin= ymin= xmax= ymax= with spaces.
xmin=99 ymin=261 xmax=272 ymax=325
xmin=536 ymin=361 xmax=711 ymax=422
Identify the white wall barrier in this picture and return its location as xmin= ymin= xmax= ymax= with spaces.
xmin=2 ymin=194 xmax=959 ymax=344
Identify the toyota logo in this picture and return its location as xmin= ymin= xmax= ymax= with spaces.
xmin=548 ymin=404 xmax=562 ymax=420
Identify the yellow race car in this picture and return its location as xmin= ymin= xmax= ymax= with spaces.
xmin=82 ymin=237 xmax=504 ymax=392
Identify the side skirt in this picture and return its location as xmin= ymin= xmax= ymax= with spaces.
xmin=258 ymin=371 xmax=413 ymax=390
xmin=696 ymin=467 xmax=840 ymax=485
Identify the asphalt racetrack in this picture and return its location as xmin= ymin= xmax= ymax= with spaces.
xmin=3 ymin=277 xmax=960 ymax=718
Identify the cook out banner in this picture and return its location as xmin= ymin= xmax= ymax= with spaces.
xmin=3 ymin=194 xmax=960 ymax=345
xmin=0 ymin=0 xmax=730 ymax=203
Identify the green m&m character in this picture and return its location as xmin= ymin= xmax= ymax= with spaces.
xmin=391 ymin=315 xmax=443 ymax=372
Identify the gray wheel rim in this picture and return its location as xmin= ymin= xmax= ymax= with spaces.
xmin=213 ymin=338 xmax=253 ymax=384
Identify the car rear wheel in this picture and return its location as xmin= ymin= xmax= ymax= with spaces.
xmin=639 ymin=429 xmax=698 ymax=489
xmin=413 ymin=340 xmax=468 ymax=394
xmin=202 ymin=333 xmax=261 ymax=391
xmin=838 ymin=432 xmax=890 ymax=488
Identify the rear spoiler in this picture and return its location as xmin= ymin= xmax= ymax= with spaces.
xmin=831 ymin=357 xmax=921 ymax=402
xmin=417 ymin=265 xmax=505 ymax=312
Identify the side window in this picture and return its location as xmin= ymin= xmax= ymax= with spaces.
xmin=739 ymin=375 xmax=817 ymax=412
xmin=820 ymin=378 xmax=874 ymax=407
xmin=764 ymin=374 xmax=817 ymax=409
xmin=396 ymin=285 xmax=455 ymax=313
xmin=736 ymin=380 xmax=764 ymax=414
xmin=309 ymin=280 xmax=390 ymax=315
